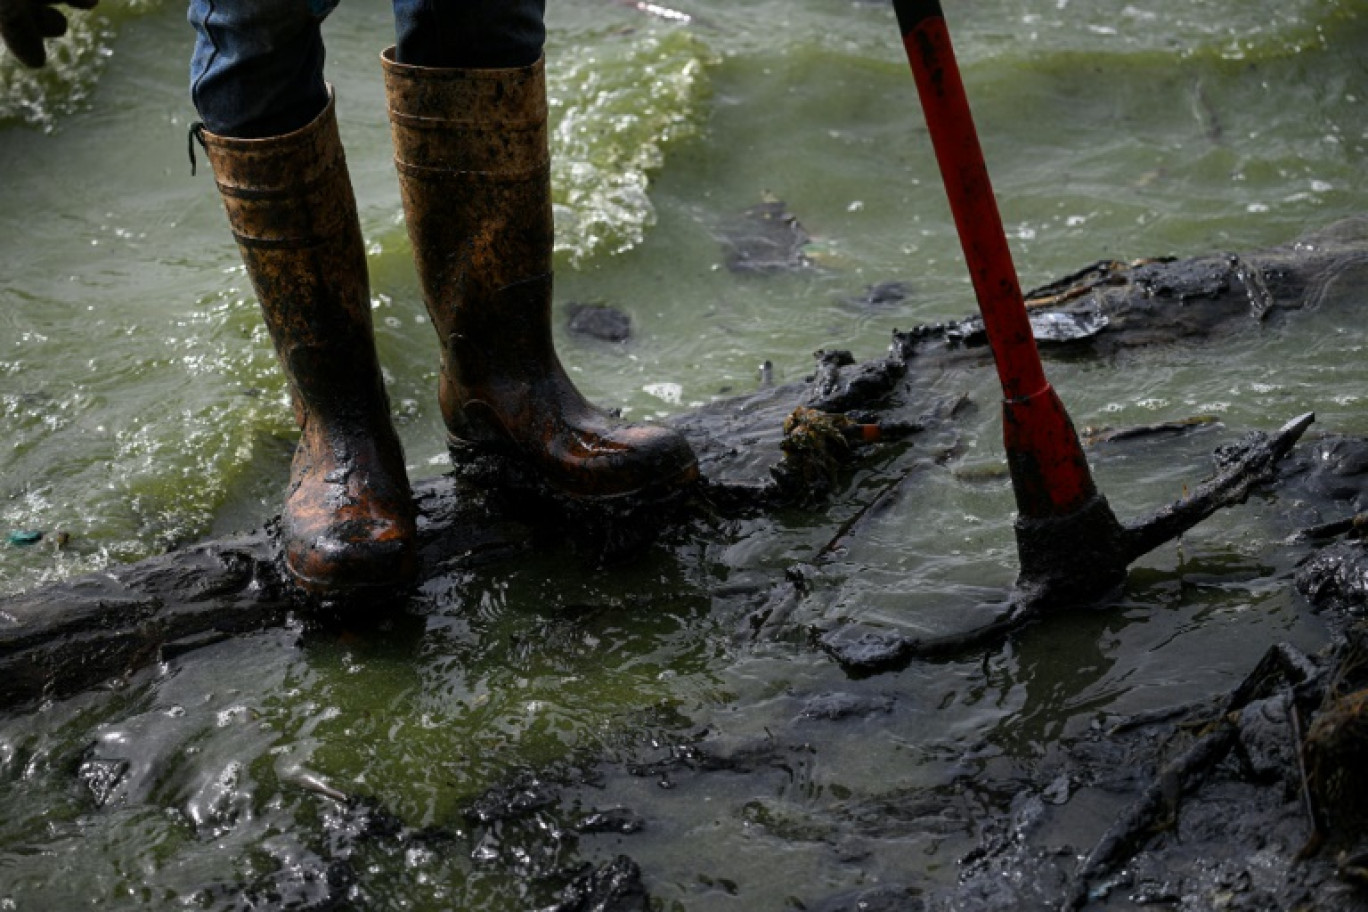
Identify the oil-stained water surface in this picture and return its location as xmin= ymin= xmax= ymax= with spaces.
xmin=1 ymin=0 xmax=1367 ymax=908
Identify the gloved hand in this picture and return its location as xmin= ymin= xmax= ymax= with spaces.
xmin=0 ymin=0 xmax=97 ymax=68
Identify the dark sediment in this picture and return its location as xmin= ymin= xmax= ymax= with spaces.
xmin=7 ymin=220 xmax=1368 ymax=909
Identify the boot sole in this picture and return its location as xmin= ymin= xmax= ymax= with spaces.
xmin=284 ymin=550 xmax=418 ymax=601
xmin=446 ymin=432 xmax=700 ymax=503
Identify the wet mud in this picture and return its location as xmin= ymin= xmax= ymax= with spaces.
xmin=7 ymin=219 xmax=1368 ymax=908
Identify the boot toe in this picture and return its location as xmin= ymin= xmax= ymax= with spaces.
xmin=285 ymin=517 xmax=417 ymax=595
xmin=553 ymin=423 xmax=699 ymax=498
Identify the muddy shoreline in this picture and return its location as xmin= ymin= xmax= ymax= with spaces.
xmin=6 ymin=220 xmax=1368 ymax=909
xmin=8 ymin=219 xmax=1367 ymax=706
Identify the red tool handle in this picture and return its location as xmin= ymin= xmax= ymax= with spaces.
xmin=894 ymin=0 xmax=1097 ymax=517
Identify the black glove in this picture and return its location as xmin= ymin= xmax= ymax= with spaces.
xmin=0 ymin=0 xmax=98 ymax=68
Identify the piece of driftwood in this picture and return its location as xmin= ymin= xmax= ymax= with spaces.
xmin=4 ymin=219 xmax=1368 ymax=711
xmin=1063 ymin=640 xmax=1327 ymax=910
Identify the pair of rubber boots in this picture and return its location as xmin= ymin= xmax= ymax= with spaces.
xmin=199 ymin=51 xmax=697 ymax=596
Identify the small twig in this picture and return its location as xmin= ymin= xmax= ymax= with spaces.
xmin=814 ymin=462 xmax=923 ymax=562
xmin=289 ymin=769 xmax=352 ymax=804
xmin=1290 ymin=700 xmax=1327 ymax=859
xmin=1021 ymin=259 xmax=1131 ymax=310
xmin=1081 ymin=415 xmax=1221 ymax=446
xmin=1298 ymin=511 xmax=1368 ymax=542
xmin=747 ymin=462 xmax=924 ymax=644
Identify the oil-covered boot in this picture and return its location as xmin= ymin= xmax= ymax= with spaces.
xmin=381 ymin=50 xmax=698 ymax=499
xmin=200 ymin=94 xmax=417 ymax=595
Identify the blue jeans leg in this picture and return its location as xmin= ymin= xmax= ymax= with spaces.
xmin=189 ymin=0 xmax=548 ymax=138
xmin=188 ymin=0 xmax=339 ymax=138
xmin=392 ymin=0 xmax=546 ymax=69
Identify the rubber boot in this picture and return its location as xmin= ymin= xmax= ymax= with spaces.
xmin=381 ymin=50 xmax=698 ymax=499
xmin=199 ymin=94 xmax=418 ymax=595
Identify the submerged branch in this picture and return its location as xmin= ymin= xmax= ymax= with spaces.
xmin=822 ymin=413 xmax=1314 ymax=676
xmin=1119 ymin=412 xmax=1315 ymax=561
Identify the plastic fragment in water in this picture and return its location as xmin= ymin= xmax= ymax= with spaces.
xmin=943 ymin=303 xmax=1110 ymax=347
xmin=7 ymin=531 xmax=44 ymax=546
xmin=1028 ymin=304 xmax=1110 ymax=343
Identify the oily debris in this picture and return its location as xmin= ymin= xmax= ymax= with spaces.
xmin=566 ymin=301 xmax=633 ymax=343
xmin=773 ymin=407 xmax=856 ymax=502
xmin=719 ymin=198 xmax=814 ymax=274
xmin=841 ymin=280 xmax=913 ymax=310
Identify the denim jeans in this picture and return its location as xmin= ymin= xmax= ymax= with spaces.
xmin=189 ymin=0 xmax=546 ymax=138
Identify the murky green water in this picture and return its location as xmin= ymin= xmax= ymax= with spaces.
xmin=2 ymin=1 xmax=1367 ymax=908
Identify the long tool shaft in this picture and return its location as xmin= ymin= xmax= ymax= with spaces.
xmin=894 ymin=0 xmax=1097 ymax=518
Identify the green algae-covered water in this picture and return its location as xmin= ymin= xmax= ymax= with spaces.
xmin=2 ymin=1 xmax=1367 ymax=908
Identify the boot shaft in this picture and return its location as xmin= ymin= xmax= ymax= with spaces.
xmin=200 ymin=95 xmax=364 ymax=273
xmin=200 ymin=96 xmax=387 ymax=425
xmin=382 ymin=50 xmax=555 ymax=318
xmin=381 ymin=51 xmax=700 ymax=499
xmin=382 ymin=50 xmax=548 ymax=172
